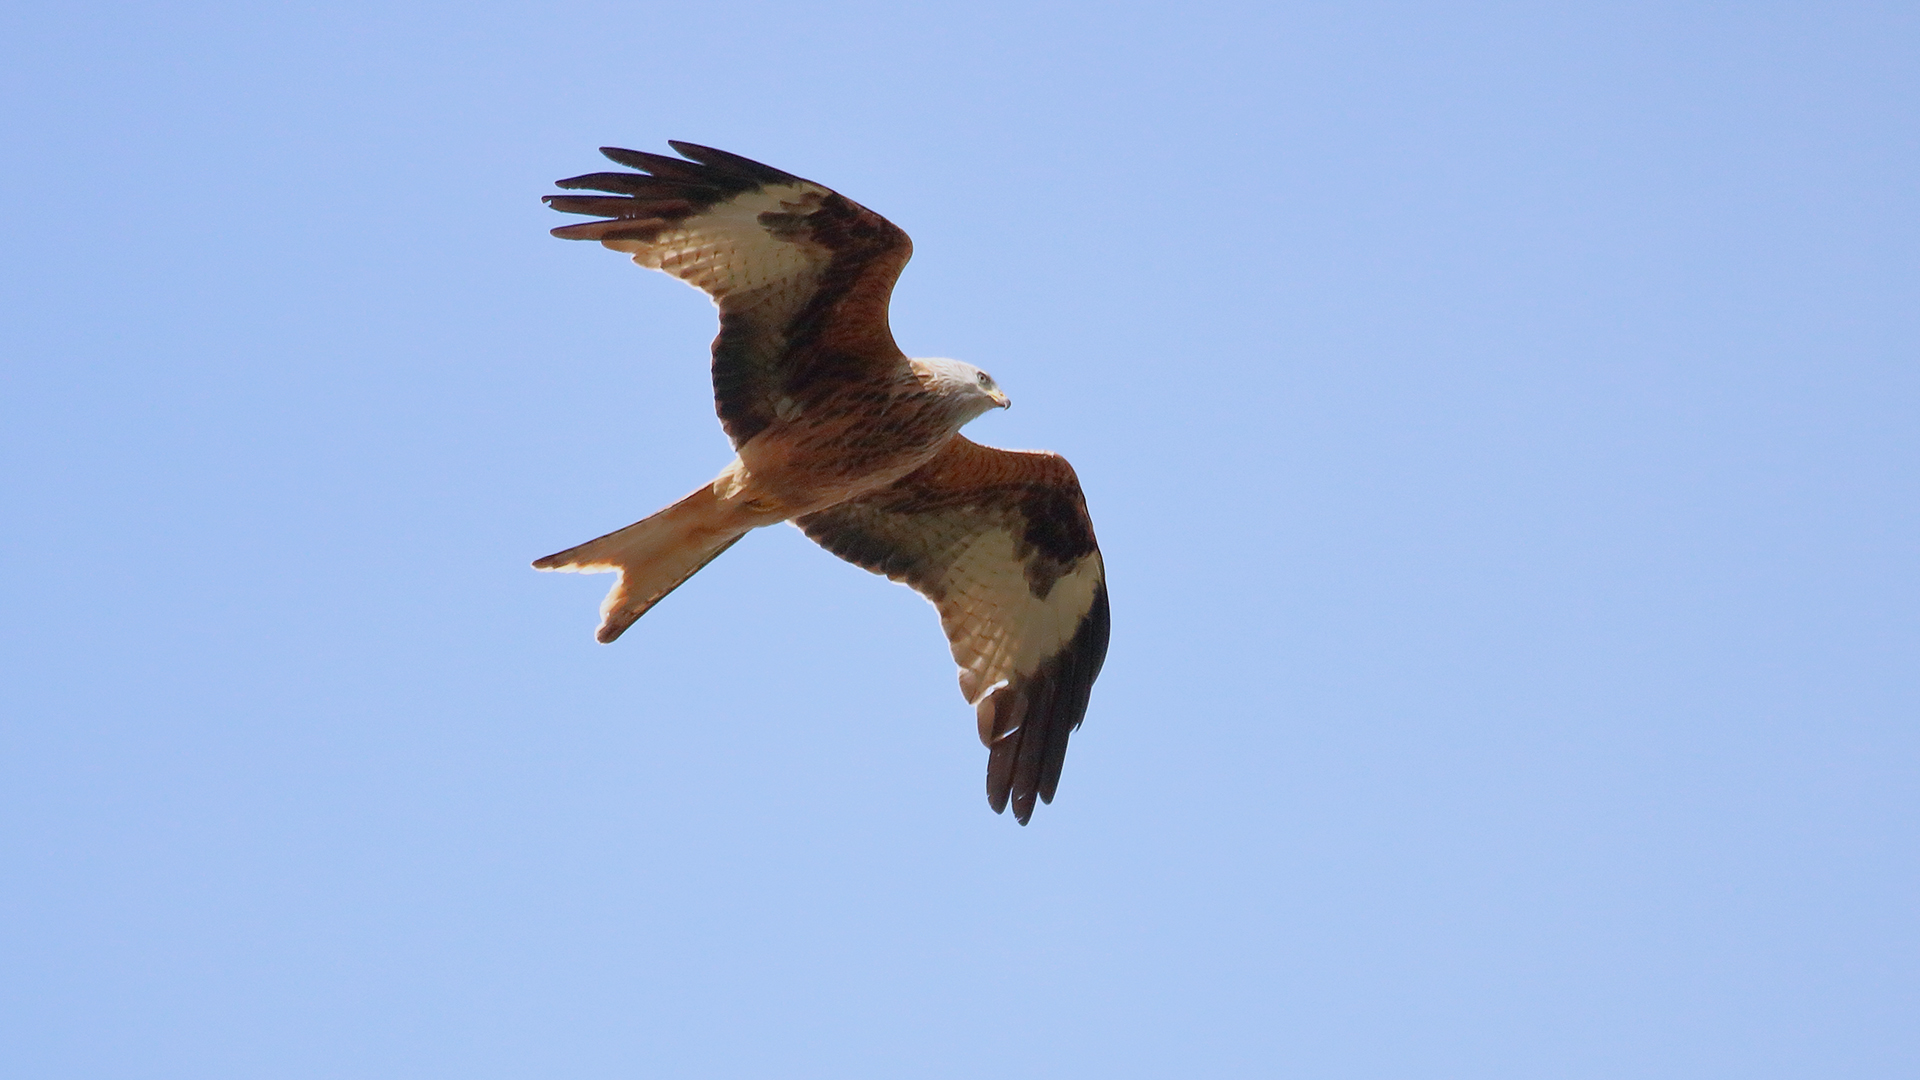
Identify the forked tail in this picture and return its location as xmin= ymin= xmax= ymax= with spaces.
xmin=532 ymin=485 xmax=748 ymax=643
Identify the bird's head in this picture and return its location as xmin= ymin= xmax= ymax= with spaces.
xmin=918 ymin=357 xmax=1011 ymax=421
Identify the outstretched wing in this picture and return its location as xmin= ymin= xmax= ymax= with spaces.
xmin=545 ymin=141 xmax=914 ymax=447
xmin=795 ymin=436 xmax=1110 ymax=824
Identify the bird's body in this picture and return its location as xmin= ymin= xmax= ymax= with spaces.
xmin=730 ymin=356 xmax=1006 ymax=517
xmin=535 ymin=142 xmax=1107 ymax=823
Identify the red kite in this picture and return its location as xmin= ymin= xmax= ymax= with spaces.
xmin=535 ymin=142 xmax=1108 ymax=824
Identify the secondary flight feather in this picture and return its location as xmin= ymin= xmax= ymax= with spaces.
xmin=535 ymin=141 xmax=1109 ymax=824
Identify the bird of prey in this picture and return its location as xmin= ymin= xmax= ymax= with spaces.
xmin=534 ymin=142 xmax=1109 ymax=824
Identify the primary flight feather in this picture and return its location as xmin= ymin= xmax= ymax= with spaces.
xmin=534 ymin=142 xmax=1109 ymax=824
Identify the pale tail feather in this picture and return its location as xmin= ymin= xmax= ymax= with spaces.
xmin=532 ymin=486 xmax=747 ymax=643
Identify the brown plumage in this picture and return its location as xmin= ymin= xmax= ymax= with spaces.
xmin=534 ymin=142 xmax=1108 ymax=824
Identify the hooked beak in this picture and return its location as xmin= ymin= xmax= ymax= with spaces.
xmin=990 ymin=389 xmax=1011 ymax=409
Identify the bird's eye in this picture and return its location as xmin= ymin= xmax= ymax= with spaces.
xmin=977 ymin=373 xmax=991 ymax=387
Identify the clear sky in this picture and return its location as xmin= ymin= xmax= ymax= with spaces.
xmin=3 ymin=2 xmax=1915 ymax=1077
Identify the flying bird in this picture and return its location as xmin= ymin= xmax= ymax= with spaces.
xmin=534 ymin=142 xmax=1109 ymax=824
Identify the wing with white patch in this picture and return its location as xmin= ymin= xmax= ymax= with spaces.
xmin=545 ymin=141 xmax=915 ymax=447
xmin=795 ymin=436 xmax=1110 ymax=824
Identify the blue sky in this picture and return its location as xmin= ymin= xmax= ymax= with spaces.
xmin=3 ymin=2 xmax=1915 ymax=1076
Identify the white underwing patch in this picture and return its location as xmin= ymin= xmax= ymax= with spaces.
xmin=940 ymin=528 xmax=1103 ymax=704
xmin=602 ymin=182 xmax=829 ymax=298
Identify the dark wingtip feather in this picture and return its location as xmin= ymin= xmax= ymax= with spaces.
xmin=554 ymin=172 xmax=716 ymax=200
xmin=543 ymin=194 xmax=641 ymax=217
xmin=666 ymin=140 xmax=803 ymax=186
xmin=548 ymin=218 xmax=670 ymax=242
xmin=983 ymin=689 xmax=1022 ymax=816
xmin=597 ymin=146 xmax=714 ymax=184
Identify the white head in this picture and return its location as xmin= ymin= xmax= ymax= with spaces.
xmin=916 ymin=357 xmax=1012 ymax=423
